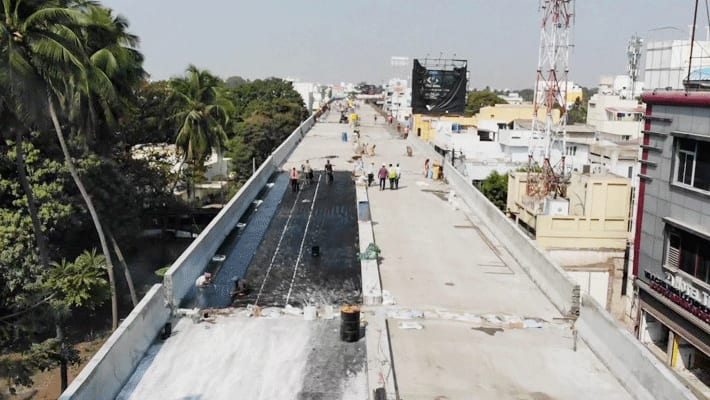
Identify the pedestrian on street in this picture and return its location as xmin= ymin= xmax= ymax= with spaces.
xmin=367 ymin=162 xmax=375 ymax=186
xmin=388 ymin=163 xmax=397 ymax=190
xmin=424 ymin=158 xmax=430 ymax=178
xmin=395 ymin=163 xmax=402 ymax=189
xmin=290 ymin=167 xmax=299 ymax=192
xmin=325 ymin=159 xmax=334 ymax=184
xmin=378 ymin=164 xmax=388 ymax=191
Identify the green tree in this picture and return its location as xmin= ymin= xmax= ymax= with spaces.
xmin=170 ymin=65 xmax=231 ymax=199
xmin=480 ymin=171 xmax=509 ymax=211
xmin=465 ymin=90 xmax=507 ymax=116
xmin=120 ymin=80 xmax=177 ymax=146
xmin=1 ymin=0 xmax=146 ymax=337
xmin=567 ymin=96 xmax=587 ymax=124
xmin=224 ymin=79 xmax=307 ymax=184
xmin=225 ymin=75 xmax=248 ymax=89
xmin=519 ymin=88 xmax=534 ymax=102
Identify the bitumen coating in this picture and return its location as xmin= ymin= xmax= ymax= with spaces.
xmin=179 ymin=169 xmax=361 ymax=310
xmin=235 ymin=170 xmax=361 ymax=308
xmin=180 ymin=172 xmax=290 ymax=309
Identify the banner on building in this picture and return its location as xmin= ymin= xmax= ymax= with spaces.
xmin=411 ymin=59 xmax=467 ymax=115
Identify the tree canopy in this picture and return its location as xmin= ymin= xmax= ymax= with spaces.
xmin=465 ymin=90 xmax=508 ymax=116
xmin=0 ymin=2 xmax=309 ymax=395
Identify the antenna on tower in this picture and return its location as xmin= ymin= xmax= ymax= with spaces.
xmin=627 ymin=35 xmax=643 ymax=98
xmin=526 ymin=0 xmax=575 ymax=200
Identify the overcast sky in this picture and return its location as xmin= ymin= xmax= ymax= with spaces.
xmin=101 ymin=0 xmax=697 ymax=89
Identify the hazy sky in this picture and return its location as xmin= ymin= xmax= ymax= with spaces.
xmin=101 ymin=0 xmax=697 ymax=89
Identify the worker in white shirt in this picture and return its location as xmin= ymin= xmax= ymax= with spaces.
xmin=195 ymin=272 xmax=213 ymax=288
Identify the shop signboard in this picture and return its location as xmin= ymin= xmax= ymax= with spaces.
xmin=645 ymin=270 xmax=710 ymax=324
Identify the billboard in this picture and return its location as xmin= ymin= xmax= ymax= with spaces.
xmin=411 ymin=59 xmax=467 ymax=115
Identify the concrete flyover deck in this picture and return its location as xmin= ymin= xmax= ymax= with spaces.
xmin=104 ymin=103 xmax=638 ymax=400
xmin=354 ymin=104 xmax=633 ymax=400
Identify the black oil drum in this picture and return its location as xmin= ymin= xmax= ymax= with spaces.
xmin=340 ymin=305 xmax=360 ymax=342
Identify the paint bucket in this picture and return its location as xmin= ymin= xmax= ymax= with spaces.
xmin=340 ymin=305 xmax=360 ymax=342
xmin=304 ymin=305 xmax=317 ymax=320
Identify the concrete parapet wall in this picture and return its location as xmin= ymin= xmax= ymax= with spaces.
xmin=577 ymin=294 xmax=698 ymax=400
xmin=443 ymin=162 xmax=580 ymax=316
xmin=272 ymin=116 xmax=314 ymax=167
xmin=59 ymin=285 xmax=170 ymax=400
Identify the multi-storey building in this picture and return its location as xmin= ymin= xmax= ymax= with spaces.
xmin=636 ymin=90 xmax=710 ymax=393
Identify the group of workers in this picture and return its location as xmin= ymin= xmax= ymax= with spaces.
xmin=195 ymin=272 xmax=249 ymax=301
xmin=365 ymin=162 xmax=401 ymax=191
xmin=290 ymin=159 xmax=334 ymax=192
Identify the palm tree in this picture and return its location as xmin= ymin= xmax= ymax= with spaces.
xmin=66 ymin=2 xmax=145 ymax=307
xmin=170 ymin=65 xmax=231 ymax=200
xmin=0 ymin=0 xmax=144 ymax=332
xmin=0 ymin=1 xmax=92 ymax=390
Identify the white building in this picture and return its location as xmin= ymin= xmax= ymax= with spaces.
xmin=131 ymin=143 xmax=232 ymax=202
xmin=452 ymin=119 xmax=593 ymax=181
xmin=498 ymin=91 xmax=525 ymax=104
xmin=587 ymin=78 xmax=645 ymax=143
xmin=383 ymin=78 xmax=411 ymax=123
xmin=289 ymin=81 xmax=316 ymax=112
xmin=644 ymin=39 xmax=710 ymax=90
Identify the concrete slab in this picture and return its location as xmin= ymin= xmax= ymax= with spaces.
xmin=116 ymin=314 xmax=367 ymax=400
xmin=351 ymin=104 xmax=633 ymax=399
xmin=389 ymin=319 xmax=630 ymax=400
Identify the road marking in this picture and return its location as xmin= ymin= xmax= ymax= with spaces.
xmin=254 ymin=183 xmax=303 ymax=306
xmin=285 ymin=173 xmax=322 ymax=305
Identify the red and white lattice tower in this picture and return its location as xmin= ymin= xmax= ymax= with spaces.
xmin=527 ymin=0 xmax=574 ymax=198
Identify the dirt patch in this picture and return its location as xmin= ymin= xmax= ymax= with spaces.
xmin=1 ymin=338 xmax=106 ymax=399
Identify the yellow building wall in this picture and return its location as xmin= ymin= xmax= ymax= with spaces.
xmin=506 ymin=172 xmax=631 ymax=250
xmin=566 ymin=88 xmax=584 ymax=106
xmin=477 ymin=104 xmax=561 ymax=124
xmin=412 ymin=114 xmax=477 ymax=143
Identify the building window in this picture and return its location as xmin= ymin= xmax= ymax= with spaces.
xmin=566 ymin=146 xmax=577 ymax=156
xmin=674 ymin=138 xmax=710 ymax=192
xmin=665 ymin=226 xmax=710 ymax=284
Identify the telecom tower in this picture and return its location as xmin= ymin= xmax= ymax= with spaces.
xmin=627 ymin=35 xmax=643 ymax=98
xmin=527 ymin=0 xmax=574 ymax=199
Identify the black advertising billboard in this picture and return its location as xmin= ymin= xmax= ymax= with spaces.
xmin=411 ymin=59 xmax=467 ymax=115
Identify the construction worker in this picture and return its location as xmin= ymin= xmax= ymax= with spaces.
xmin=302 ymin=160 xmax=314 ymax=185
xmin=378 ymin=164 xmax=388 ymax=191
xmin=231 ymin=276 xmax=250 ymax=298
xmin=195 ymin=272 xmax=212 ymax=288
xmin=367 ymin=162 xmax=375 ymax=186
xmin=290 ymin=167 xmax=299 ymax=192
xmin=388 ymin=163 xmax=397 ymax=190
xmin=395 ymin=163 xmax=402 ymax=189
xmin=325 ymin=160 xmax=334 ymax=184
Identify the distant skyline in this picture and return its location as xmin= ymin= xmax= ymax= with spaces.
xmin=101 ymin=0 xmax=697 ymax=89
